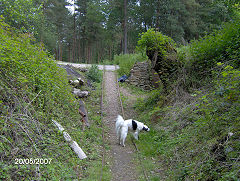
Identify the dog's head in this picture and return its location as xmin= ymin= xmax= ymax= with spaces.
xmin=142 ymin=125 xmax=150 ymax=132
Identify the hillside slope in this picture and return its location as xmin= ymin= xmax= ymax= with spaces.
xmin=0 ymin=19 xmax=105 ymax=180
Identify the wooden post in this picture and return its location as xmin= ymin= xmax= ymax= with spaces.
xmin=52 ymin=120 xmax=87 ymax=160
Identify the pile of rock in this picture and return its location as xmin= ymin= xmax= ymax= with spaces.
xmin=68 ymin=77 xmax=89 ymax=98
xmin=69 ymin=78 xmax=85 ymax=89
xmin=127 ymin=61 xmax=152 ymax=90
xmin=73 ymin=88 xmax=89 ymax=98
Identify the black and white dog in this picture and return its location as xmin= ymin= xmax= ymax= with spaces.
xmin=115 ymin=115 xmax=150 ymax=147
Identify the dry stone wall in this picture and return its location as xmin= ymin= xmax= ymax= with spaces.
xmin=126 ymin=61 xmax=153 ymax=90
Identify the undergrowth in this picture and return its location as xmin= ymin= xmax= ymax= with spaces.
xmin=178 ymin=18 xmax=240 ymax=88
xmin=0 ymin=18 xmax=109 ymax=180
xmin=134 ymin=65 xmax=240 ymax=180
xmin=86 ymin=64 xmax=102 ymax=83
xmin=130 ymin=18 xmax=240 ymax=181
xmin=114 ymin=53 xmax=147 ymax=76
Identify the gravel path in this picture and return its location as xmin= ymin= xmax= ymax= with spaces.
xmin=103 ymin=71 xmax=138 ymax=181
xmin=57 ymin=62 xmax=119 ymax=71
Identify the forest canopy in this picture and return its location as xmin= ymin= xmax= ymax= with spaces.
xmin=0 ymin=0 xmax=239 ymax=63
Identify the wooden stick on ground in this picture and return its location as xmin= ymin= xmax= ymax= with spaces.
xmin=79 ymin=100 xmax=90 ymax=130
xmin=52 ymin=120 xmax=87 ymax=160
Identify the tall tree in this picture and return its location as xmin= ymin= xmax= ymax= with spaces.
xmin=1 ymin=0 xmax=237 ymax=62
xmin=123 ymin=0 xmax=128 ymax=54
xmin=43 ymin=0 xmax=71 ymax=60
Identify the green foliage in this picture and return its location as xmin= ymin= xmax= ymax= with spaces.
xmin=132 ymin=19 xmax=240 ymax=179
xmin=133 ymin=65 xmax=240 ymax=180
xmin=86 ymin=64 xmax=102 ymax=83
xmin=0 ymin=18 xmax=72 ymax=108
xmin=101 ymin=59 xmax=114 ymax=65
xmin=188 ymin=18 xmax=240 ymax=76
xmin=215 ymin=63 xmax=240 ymax=102
xmin=114 ymin=53 xmax=147 ymax=76
xmin=0 ymin=20 xmax=108 ymax=180
xmin=0 ymin=0 xmax=41 ymax=32
xmin=137 ymin=28 xmax=175 ymax=56
xmin=176 ymin=18 xmax=240 ymax=90
xmin=134 ymin=88 xmax=164 ymax=112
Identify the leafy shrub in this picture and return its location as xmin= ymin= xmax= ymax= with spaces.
xmin=0 ymin=2 xmax=40 ymax=32
xmin=0 ymin=19 xmax=107 ymax=180
xmin=134 ymin=63 xmax=240 ymax=180
xmin=114 ymin=53 xmax=147 ymax=76
xmin=137 ymin=28 xmax=175 ymax=56
xmin=186 ymin=18 xmax=240 ymax=79
xmin=0 ymin=19 xmax=73 ymax=110
xmin=102 ymin=59 xmax=114 ymax=65
xmin=86 ymin=64 xmax=102 ymax=83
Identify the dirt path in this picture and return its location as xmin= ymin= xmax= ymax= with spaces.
xmin=57 ymin=61 xmax=119 ymax=71
xmin=103 ymin=71 xmax=138 ymax=181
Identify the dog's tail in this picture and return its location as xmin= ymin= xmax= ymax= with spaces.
xmin=115 ymin=115 xmax=124 ymax=130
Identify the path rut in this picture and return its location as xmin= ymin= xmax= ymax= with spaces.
xmin=103 ymin=71 xmax=138 ymax=181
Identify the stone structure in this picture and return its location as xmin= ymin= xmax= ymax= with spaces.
xmin=127 ymin=61 xmax=153 ymax=90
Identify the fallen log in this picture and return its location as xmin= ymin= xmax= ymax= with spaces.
xmin=52 ymin=120 xmax=87 ymax=160
xmin=79 ymin=100 xmax=90 ymax=129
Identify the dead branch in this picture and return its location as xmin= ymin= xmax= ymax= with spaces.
xmin=52 ymin=120 xmax=87 ymax=159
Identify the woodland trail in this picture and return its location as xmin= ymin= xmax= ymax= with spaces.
xmin=57 ymin=61 xmax=119 ymax=71
xmin=103 ymin=70 xmax=138 ymax=181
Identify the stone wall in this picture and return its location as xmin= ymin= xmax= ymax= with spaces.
xmin=126 ymin=61 xmax=152 ymax=90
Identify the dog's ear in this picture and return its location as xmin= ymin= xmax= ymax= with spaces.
xmin=132 ymin=120 xmax=137 ymax=130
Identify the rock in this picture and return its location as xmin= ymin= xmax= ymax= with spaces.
xmin=77 ymin=67 xmax=88 ymax=72
xmin=127 ymin=61 xmax=152 ymax=90
xmin=69 ymin=77 xmax=85 ymax=88
xmin=77 ymin=77 xmax=85 ymax=86
xmin=79 ymin=100 xmax=90 ymax=128
xmin=73 ymin=88 xmax=89 ymax=98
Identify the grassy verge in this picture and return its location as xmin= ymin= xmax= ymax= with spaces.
xmin=131 ymin=72 xmax=239 ymax=180
xmin=0 ymin=19 xmax=111 ymax=180
xmin=114 ymin=53 xmax=147 ymax=76
xmin=120 ymin=69 xmax=239 ymax=180
xmin=118 ymin=18 xmax=240 ymax=181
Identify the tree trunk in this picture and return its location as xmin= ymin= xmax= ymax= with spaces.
xmin=68 ymin=44 xmax=71 ymax=62
xmin=78 ymin=40 xmax=81 ymax=63
xmin=123 ymin=0 xmax=128 ymax=54
xmin=155 ymin=0 xmax=160 ymax=29
xmin=72 ymin=1 xmax=76 ymax=63
xmin=59 ymin=41 xmax=62 ymax=61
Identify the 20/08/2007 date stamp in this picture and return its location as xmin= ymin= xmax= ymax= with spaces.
xmin=15 ymin=158 xmax=52 ymax=165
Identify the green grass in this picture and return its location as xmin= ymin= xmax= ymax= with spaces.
xmin=0 ymin=19 xmax=112 ymax=180
xmin=114 ymin=53 xmax=147 ymax=76
xmin=122 ymin=62 xmax=240 ymax=180
xmin=133 ymin=82 xmax=239 ymax=180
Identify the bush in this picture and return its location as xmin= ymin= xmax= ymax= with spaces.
xmin=86 ymin=64 xmax=102 ymax=83
xmin=0 ymin=19 xmax=106 ymax=180
xmin=186 ymin=18 xmax=240 ymax=79
xmin=0 ymin=19 xmax=73 ymax=111
xmin=114 ymin=53 xmax=147 ymax=76
xmin=137 ymin=28 xmax=175 ymax=56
